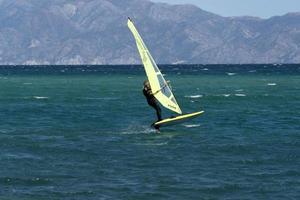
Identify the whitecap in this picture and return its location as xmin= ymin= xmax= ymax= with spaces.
xmin=235 ymin=94 xmax=246 ymax=97
xmin=222 ymin=94 xmax=231 ymax=97
xmin=227 ymin=72 xmax=236 ymax=76
xmin=121 ymin=126 xmax=156 ymax=135
xmin=33 ymin=96 xmax=49 ymax=99
xmin=201 ymin=68 xmax=209 ymax=71
xmin=82 ymin=97 xmax=119 ymax=100
xmin=136 ymin=142 xmax=168 ymax=146
xmin=235 ymin=89 xmax=244 ymax=92
xmin=185 ymin=95 xmax=203 ymax=99
xmin=267 ymin=83 xmax=277 ymax=86
xmin=184 ymin=124 xmax=201 ymax=128
xmin=249 ymin=70 xmax=257 ymax=73
xmin=4 ymin=153 xmax=41 ymax=160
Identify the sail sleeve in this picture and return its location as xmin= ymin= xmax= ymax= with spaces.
xmin=127 ymin=18 xmax=182 ymax=114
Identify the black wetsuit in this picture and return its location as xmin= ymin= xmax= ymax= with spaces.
xmin=143 ymin=87 xmax=162 ymax=121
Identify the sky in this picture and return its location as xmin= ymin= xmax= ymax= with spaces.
xmin=150 ymin=0 xmax=300 ymax=18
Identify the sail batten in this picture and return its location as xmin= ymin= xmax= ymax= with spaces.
xmin=128 ymin=18 xmax=182 ymax=114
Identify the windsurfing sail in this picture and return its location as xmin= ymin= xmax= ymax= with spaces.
xmin=127 ymin=18 xmax=182 ymax=114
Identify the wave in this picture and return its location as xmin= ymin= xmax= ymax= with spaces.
xmin=120 ymin=125 xmax=157 ymax=135
xmin=185 ymin=95 xmax=203 ymax=99
xmin=235 ymin=89 xmax=244 ymax=92
xmin=222 ymin=94 xmax=231 ymax=97
xmin=183 ymin=124 xmax=201 ymax=128
xmin=135 ymin=142 xmax=169 ymax=146
xmin=1 ymin=176 xmax=51 ymax=185
xmin=3 ymin=152 xmax=41 ymax=160
xmin=0 ymin=129 xmax=15 ymax=134
xmin=227 ymin=72 xmax=237 ymax=76
xmin=267 ymin=83 xmax=277 ymax=86
xmin=80 ymin=97 xmax=120 ymax=100
xmin=235 ymin=94 xmax=246 ymax=97
xmin=33 ymin=96 xmax=49 ymax=99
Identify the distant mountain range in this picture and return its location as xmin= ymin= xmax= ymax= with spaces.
xmin=0 ymin=0 xmax=299 ymax=65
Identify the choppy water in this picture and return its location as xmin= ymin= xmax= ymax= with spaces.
xmin=0 ymin=65 xmax=299 ymax=199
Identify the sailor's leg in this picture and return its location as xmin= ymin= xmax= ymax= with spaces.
xmin=152 ymin=103 xmax=162 ymax=121
xmin=148 ymin=101 xmax=162 ymax=121
xmin=155 ymin=104 xmax=162 ymax=121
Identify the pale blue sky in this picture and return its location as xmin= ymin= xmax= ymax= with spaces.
xmin=151 ymin=0 xmax=300 ymax=18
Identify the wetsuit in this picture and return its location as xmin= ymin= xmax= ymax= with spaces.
xmin=143 ymin=86 xmax=162 ymax=122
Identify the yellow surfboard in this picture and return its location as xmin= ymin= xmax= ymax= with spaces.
xmin=153 ymin=111 xmax=204 ymax=128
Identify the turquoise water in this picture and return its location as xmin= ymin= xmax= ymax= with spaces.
xmin=0 ymin=65 xmax=299 ymax=199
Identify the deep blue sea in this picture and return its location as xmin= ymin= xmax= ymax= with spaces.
xmin=0 ymin=64 xmax=299 ymax=199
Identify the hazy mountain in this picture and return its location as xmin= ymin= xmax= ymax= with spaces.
xmin=0 ymin=0 xmax=299 ymax=64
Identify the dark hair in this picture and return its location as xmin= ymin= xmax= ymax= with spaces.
xmin=143 ymin=80 xmax=149 ymax=86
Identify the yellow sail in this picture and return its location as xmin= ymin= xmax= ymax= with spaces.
xmin=127 ymin=18 xmax=182 ymax=114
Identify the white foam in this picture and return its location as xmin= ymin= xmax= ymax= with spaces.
xmin=136 ymin=142 xmax=168 ymax=146
xmin=185 ymin=95 xmax=203 ymax=99
xmin=33 ymin=96 xmax=49 ymax=99
xmin=235 ymin=94 xmax=246 ymax=97
xmin=121 ymin=126 xmax=156 ymax=135
xmin=267 ymin=83 xmax=277 ymax=86
xmin=184 ymin=124 xmax=201 ymax=128
xmin=235 ymin=89 xmax=244 ymax=92
xmin=82 ymin=97 xmax=119 ymax=100
xmin=227 ymin=72 xmax=236 ymax=76
xmin=222 ymin=94 xmax=231 ymax=97
xmin=202 ymin=68 xmax=209 ymax=71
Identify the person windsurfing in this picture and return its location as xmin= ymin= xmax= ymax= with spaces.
xmin=143 ymin=80 xmax=162 ymax=127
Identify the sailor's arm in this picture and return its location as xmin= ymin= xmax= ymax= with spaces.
xmin=152 ymin=81 xmax=170 ymax=95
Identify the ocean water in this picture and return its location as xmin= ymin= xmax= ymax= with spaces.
xmin=0 ymin=65 xmax=299 ymax=199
